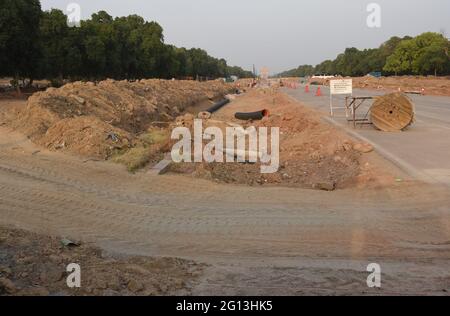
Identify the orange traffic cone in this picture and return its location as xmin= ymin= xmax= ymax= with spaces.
xmin=315 ymin=86 xmax=322 ymax=96
xmin=305 ymin=85 xmax=309 ymax=93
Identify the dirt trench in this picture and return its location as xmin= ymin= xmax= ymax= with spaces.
xmin=8 ymin=79 xmax=234 ymax=160
xmin=167 ymin=88 xmax=399 ymax=190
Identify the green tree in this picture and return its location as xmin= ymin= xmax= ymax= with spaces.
xmin=1 ymin=4 xmax=254 ymax=83
xmin=113 ymin=15 xmax=146 ymax=79
xmin=315 ymin=60 xmax=335 ymax=75
xmin=139 ymin=21 xmax=165 ymax=77
xmin=63 ymin=27 xmax=84 ymax=80
xmin=383 ymin=39 xmax=418 ymax=75
xmin=227 ymin=65 xmax=254 ymax=78
xmin=412 ymin=33 xmax=449 ymax=75
xmin=416 ymin=43 xmax=449 ymax=76
xmin=277 ymin=35 xmax=435 ymax=78
xmin=81 ymin=11 xmax=118 ymax=79
xmin=384 ymin=32 xmax=449 ymax=76
xmin=39 ymin=9 xmax=69 ymax=80
xmin=0 ymin=0 xmax=41 ymax=91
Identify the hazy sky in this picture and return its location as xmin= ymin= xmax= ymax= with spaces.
xmin=41 ymin=0 xmax=450 ymax=73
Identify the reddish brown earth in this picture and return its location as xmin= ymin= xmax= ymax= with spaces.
xmin=306 ymin=76 xmax=450 ymax=96
xmin=0 ymin=227 xmax=204 ymax=296
xmin=0 ymin=88 xmax=449 ymax=296
xmin=7 ymin=79 xmax=233 ymax=160
xmin=168 ymin=88 xmax=400 ymax=190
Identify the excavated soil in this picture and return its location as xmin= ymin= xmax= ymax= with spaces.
xmin=352 ymin=76 xmax=450 ymax=96
xmin=0 ymin=227 xmax=204 ymax=296
xmin=167 ymin=88 xmax=396 ymax=190
xmin=307 ymin=76 xmax=450 ymax=96
xmin=0 ymin=114 xmax=447 ymax=296
xmin=3 ymin=81 xmax=397 ymax=190
xmin=9 ymin=79 xmax=233 ymax=160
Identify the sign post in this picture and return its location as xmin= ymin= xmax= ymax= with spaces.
xmin=329 ymin=79 xmax=352 ymax=117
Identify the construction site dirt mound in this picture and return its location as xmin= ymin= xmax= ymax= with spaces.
xmin=10 ymin=79 xmax=233 ymax=159
xmin=168 ymin=88 xmax=397 ymax=190
xmin=352 ymin=76 xmax=450 ymax=96
xmin=0 ymin=227 xmax=204 ymax=296
xmin=306 ymin=76 xmax=450 ymax=96
xmin=40 ymin=116 xmax=132 ymax=159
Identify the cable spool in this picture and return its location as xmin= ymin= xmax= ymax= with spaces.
xmin=370 ymin=93 xmax=415 ymax=132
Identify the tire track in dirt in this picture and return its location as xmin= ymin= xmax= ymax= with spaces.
xmin=1 ymin=151 xmax=450 ymax=262
xmin=1 ymin=124 xmax=450 ymax=294
xmin=3 ymin=91 xmax=450 ymax=295
xmin=0 ymin=125 xmax=450 ymax=261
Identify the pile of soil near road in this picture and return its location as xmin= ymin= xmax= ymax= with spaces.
xmin=9 ymin=79 xmax=232 ymax=160
xmin=0 ymin=227 xmax=205 ymax=296
xmin=168 ymin=88 xmax=395 ymax=190
xmin=307 ymin=76 xmax=450 ymax=96
xmin=352 ymin=76 xmax=450 ymax=96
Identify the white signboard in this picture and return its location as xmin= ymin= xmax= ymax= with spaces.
xmin=330 ymin=79 xmax=353 ymax=95
xmin=329 ymin=79 xmax=352 ymax=117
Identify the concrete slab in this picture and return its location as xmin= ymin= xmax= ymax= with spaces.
xmin=148 ymin=153 xmax=173 ymax=175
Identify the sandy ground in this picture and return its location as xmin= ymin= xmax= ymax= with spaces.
xmin=283 ymin=83 xmax=450 ymax=186
xmin=351 ymin=76 xmax=450 ymax=96
xmin=304 ymin=76 xmax=450 ymax=97
xmin=8 ymin=79 xmax=232 ymax=160
xmin=0 ymin=227 xmax=204 ymax=296
xmin=0 ymin=96 xmax=449 ymax=295
xmin=168 ymin=88 xmax=400 ymax=190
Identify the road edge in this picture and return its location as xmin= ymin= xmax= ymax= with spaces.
xmin=282 ymin=91 xmax=439 ymax=184
xmin=323 ymin=116 xmax=438 ymax=184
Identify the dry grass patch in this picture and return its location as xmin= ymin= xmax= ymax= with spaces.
xmin=112 ymin=129 xmax=171 ymax=172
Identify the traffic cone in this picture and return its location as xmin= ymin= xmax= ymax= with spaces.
xmin=315 ymin=86 xmax=322 ymax=96
xmin=305 ymin=85 xmax=309 ymax=93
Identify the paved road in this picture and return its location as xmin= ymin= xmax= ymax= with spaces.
xmin=284 ymin=85 xmax=450 ymax=185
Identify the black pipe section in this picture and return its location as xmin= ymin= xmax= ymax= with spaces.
xmin=234 ymin=109 xmax=270 ymax=121
xmin=206 ymin=98 xmax=230 ymax=114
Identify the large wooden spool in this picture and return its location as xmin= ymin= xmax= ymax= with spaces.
xmin=370 ymin=93 xmax=415 ymax=132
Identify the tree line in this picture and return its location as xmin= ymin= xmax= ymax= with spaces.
xmin=278 ymin=32 xmax=450 ymax=78
xmin=0 ymin=0 xmax=254 ymax=87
